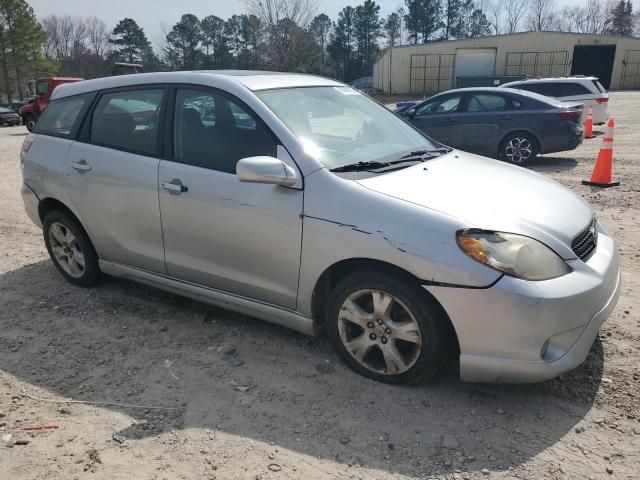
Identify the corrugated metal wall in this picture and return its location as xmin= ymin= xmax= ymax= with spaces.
xmin=374 ymin=32 xmax=640 ymax=94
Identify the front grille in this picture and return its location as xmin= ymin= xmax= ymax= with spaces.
xmin=571 ymin=218 xmax=597 ymax=261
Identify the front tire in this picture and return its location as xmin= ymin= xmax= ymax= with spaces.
xmin=43 ymin=210 xmax=100 ymax=287
xmin=499 ymin=132 xmax=538 ymax=165
xmin=326 ymin=270 xmax=451 ymax=384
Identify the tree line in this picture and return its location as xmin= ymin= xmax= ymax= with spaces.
xmin=0 ymin=0 xmax=638 ymax=101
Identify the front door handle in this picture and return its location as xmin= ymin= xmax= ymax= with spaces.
xmin=499 ymin=116 xmax=512 ymax=120
xmin=442 ymin=118 xmax=456 ymax=124
xmin=161 ymin=179 xmax=189 ymax=194
xmin=70 ymin=160 xmax=91 ymax=172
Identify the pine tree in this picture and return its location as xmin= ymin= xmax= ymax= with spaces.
xmin=0 ymin=0 xmax=50 ymax=101
xmin=309 ymin=14 xmax=332 ymax=75
xmin=201 ymin=15 xmax=232 ymax=68
xmin=354 ymin=0 xmax=382 ymax=77
xmin=607 ymin=0 xmax=634 ymax=36
xmin=110 ymin=18 xmax=151 ymax=64
xmin=467 ymin=8 xmax=492 ymax=38
xmin=444 ymin=0 xmax=474 ymax=40
xmin=384 ymin=12 xmax=402 ymax=47
xmin=166 ymin=14 xmax=203 ymax=70
xmin=328 ymin=6 xmax=356 ymax=81
xmin=404 ymin=0 xmax=443 ymax=44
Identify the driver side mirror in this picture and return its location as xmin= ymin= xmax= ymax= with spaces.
xmin=236 ymin=156 xmax=299 ymax=187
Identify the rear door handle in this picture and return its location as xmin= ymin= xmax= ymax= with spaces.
xmin=499 ymin=116 xmax=512 ymax=120
xmin=70 ymin=160 xmax=91 ymax=172
xmin=161 ymin=179 xmax=189 ymax=194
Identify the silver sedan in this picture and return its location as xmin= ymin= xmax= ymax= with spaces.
xmin=21 ymin=71 xmax=620 ymax=384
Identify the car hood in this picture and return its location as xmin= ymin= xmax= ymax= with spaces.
xmin=356 ymin=151 xmax=593 ymax=259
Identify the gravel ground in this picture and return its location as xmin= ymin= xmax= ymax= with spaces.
xmin=0 ymin=92 xmax=639 ymax=480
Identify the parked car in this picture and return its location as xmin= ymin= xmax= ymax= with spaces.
xmin=0 ymin=107 xmax=21 ymax=126
xmin=501 ymin=76 xmax=609 ymax=124
xmin=19 ymin=77 xmax=84 ymax=131
xmin=20 ymin=72 xmax=620 ymax=384
xmin=349 ymin=76 xmax=378 ymax=95
xmin=396 ymin=87 xmax=584 ymax=165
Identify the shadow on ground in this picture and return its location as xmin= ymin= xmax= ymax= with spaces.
xmin=529 ymin=156 xmax=579 ymax=173
xmin=0 ymin=261 xmax=605 ymax=477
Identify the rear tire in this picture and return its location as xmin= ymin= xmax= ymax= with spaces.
xmin=499 ymin=132 xmax=538 ymax=165
xmin=43 ymin=210 xmax=101 ymax=287
xmin=326 ymin=269 xmax=451 ymax=384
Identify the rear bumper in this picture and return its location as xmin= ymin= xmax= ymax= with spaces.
xmin=21 ymin=182 xmax=42 ymax=228
xmin=426 ymin=223 xmax=620 ymax=383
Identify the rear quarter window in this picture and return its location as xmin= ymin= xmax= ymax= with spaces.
xmin=518 ymin=82 xmax=558 ymax=97
xmin=557 ymin=83 xmax=591 ymax=97
xmin=34 ymin=93 xmax=93 ymax=138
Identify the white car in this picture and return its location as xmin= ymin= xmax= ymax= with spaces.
xmin=501 ymin=77 xmax=609 ymax=124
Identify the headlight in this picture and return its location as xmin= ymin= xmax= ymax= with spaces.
xmin=456 ymin=230 xmax=571 ymax=281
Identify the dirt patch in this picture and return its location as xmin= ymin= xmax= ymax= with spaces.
xmin=1 ymin=93 xmax=639 ymax=479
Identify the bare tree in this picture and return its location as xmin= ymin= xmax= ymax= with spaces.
xmin=86 ymin=16 xmax=109 ymax=57
xmin=504 ymin=0 xmax=527 ymax=33
xmin=244 ymin=0 xmax=318 ymax=70
xmin=526 ymin=0 xmax=556 ymax=31
xmin=486 ymin=0 xmax=503 ymax=35
xmin=245 ymin=0 xmax=317 ymax=29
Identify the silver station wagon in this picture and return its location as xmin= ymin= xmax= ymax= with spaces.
xmin=20 ymin=71 xmax=621 ymax=384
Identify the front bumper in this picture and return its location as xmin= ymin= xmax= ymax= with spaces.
xmin=426 ymin=224 xmax=621 ymax=383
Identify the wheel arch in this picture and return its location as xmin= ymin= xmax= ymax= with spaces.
xmin=310 ymin=257 xmax=460 ymax=352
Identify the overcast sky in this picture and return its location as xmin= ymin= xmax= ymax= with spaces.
xmin=28 ymin=0 xmax=620 ymax=49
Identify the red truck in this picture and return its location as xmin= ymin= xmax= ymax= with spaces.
xmin=19 ymin=77 xmax=83 ymax=131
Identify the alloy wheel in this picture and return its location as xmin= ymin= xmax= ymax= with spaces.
xmin=337 ymin=289 xmax=422 ymax=375
xmin=504 ymin=136 xmax=533 ymax=164
xmin=48 ymin=222 xmax=86 ymax=278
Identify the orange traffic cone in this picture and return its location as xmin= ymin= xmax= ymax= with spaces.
xmin=584 ymin=104 xmax=595 ymax=139
xmin=582 ymin=118 xmax=619 ymax=188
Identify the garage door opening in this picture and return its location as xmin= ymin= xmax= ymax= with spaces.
xmin=571 ymin=45 xmax=616 ymax=89
xmin=454 ymin=48 xmax=496 ymax=80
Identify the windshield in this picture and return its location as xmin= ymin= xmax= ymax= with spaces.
xmin=256 ymin=86 xmax=437 ymax=170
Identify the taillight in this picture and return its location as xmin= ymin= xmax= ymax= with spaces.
xmin=596 ymin=97 xmax=608 ymax=104
xmin=557 ymin=111 xmax=581 ymax=121
xmin=20 ymin=133 xmax=35 ymax=163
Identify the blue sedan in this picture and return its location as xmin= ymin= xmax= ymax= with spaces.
xmin=396 ymin=87 xmax=584 ymax=165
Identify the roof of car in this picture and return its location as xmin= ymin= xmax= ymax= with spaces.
xmin=503 ymin=76 xmax=598 ymax=84
xmin=52 ymin=71 xmax=344 ymax=100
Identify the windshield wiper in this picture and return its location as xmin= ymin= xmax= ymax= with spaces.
xmin=399 ymin=147 xmax=452 ymax=159
xmin=330 ymin=161 xmax=390 ymax=172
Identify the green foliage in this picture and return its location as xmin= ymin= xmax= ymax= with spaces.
xmin=309 ymin=13 xmax=332 ymax=74
xmin=607 ymin=0 xmax=634 ymax=36
xmin=0 ymin=0 xmax=51 ymax=101
xmin=384 ymin=12 xmax=402 ymax=47
xmin=328 ymin=6 xmax=356 ymax=80
xmin=354 ymin=0 xmax=382 ymax=76
xmin=404 ymin=0 xmax=442 ymax=44
xmin=110 ymin=18 xmax=150 ymax=64
xmin=165 ymin=14 xmax=203 ymax=70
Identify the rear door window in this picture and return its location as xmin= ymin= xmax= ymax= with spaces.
xmin=90 ymin=88 xmax=164 ymax=156
xmin=557 ymin=83 xmax=591 ymax=97
xmin=465 ymin=94 xmax=508 ymax=112
xmin=34 ymin=93 xmax=93 ymax=138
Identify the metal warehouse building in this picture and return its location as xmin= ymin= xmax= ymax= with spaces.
xmin=373 ymin=31 xmax=640 ymax=95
